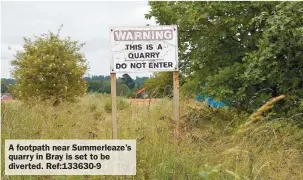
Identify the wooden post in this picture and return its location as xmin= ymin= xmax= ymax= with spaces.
xmin=173 ymin=71 xmax=179 ymax=137
xmin=111 ymin=73 xmax=118 ymax=139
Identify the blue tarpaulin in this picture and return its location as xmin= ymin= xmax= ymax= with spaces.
xmin=196 ymin=94 xmax=225 ymax=108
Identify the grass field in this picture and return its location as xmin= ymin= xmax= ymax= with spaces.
xmin=1 ymin=93 xmax=303 ymax=179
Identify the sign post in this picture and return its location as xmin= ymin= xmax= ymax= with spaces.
xmin=173 ymin=71 xmax=179 ymax=137
xmin=110 ymin=73 xmax=118 ymax=139
xmin=110 ymin=25 xmax=178 ymax=139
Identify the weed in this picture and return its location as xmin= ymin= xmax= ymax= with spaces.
xmin=1 ymin=94 xmax=302 ymax=179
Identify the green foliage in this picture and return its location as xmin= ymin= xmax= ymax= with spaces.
xmin=86 ymin=80 xmax=102 ymax=93
xmin=1 ymin=81 xmax=8 ymax=94
xmin=1 ymin=78 xmax=16 ymax=86
xmin=10 ymin=26 xmax=88 ymax=104
xmin=145 ymin=72 xmax=173 ymax=98
xmin=116 ymin=83 xmax=130 ymax=96
xmin=146 ymin=2 xmax=303 ymax=113
xmin=243 ymin=2 xmax=303 ymax=113
xmin=1 ymin=79 xmax=16 ymax=94
xmin=121 ymin=73 xmax=135 ymax=89
xmin=85 ymin=75 xmax=148 ymax=97
xmin=180 ymin=78 xmax=199 ymax=98
xmin=86 ymin=80 xmax=111 ymax=94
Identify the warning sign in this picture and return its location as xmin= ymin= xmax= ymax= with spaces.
xmin=110 ymin=25 xmax=178 ymax=73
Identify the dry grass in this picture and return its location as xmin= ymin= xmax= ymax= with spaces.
xmin=128 ymin=98 xmax=158 ymax=107
xmin=238 ymin=95 xmax=286 ymax=133
xmin=1 ymin=93 xmax=303 ymax=179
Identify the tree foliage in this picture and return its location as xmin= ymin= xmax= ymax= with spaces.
xmin=145 ymin=72 xmax=173 ymax=98
xmin=1 ymin=81 xmax=8 ymax=94
xmin=121 ymin=74 xmax=135 ymax=89
xmin=146 ymin=1 xmax=303 ymax=113
xmin=10 ymin=27 xmax=88 ymax=104
xmin=85 ymin=75 xmax=148 ymax=97
xmin=1 ymin=78 xmax=16 ymax=94
xmin=243 ymin=2 xmax=303 ymax=113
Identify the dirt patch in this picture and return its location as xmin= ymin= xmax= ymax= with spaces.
xmin=129 ymin=98 xmax=158 ymax=107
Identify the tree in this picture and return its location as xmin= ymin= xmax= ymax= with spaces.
xmin=117 ymin=83 xmax=130 ymax=97
xmin=84 ymin=75 xmax=149 ymax=96
xmin=1 ymin=78 xmax=16 ymax=94
xmin=1 ymin=80 xmax=8 ymax=93
xmin=145 ymin=72 xmax=173 ymax=98
xmin=242 ymin=2 xmax=303 ymax=113
xmin=102 ymin=80 xmax=111 ymax=94
xmin=10 ymin=26 xmax=88 ymax=104
xmin=121 ymin=74 xmax=135 ymax=89
xmin=146 ymin=2 xmax=303 ymax=113
xmin=86 ymin=80 xmax=103 ymax=93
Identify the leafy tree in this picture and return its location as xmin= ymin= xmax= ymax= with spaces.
xmin=1 ymin=80 xmax=8 ymax=93
xmin=145 ymin=72 xmax=173 ymax=98
xmin=134 ymin=76 xmax=149 ymax=85
xmin=87 ymin=80 xmax=103 ymax=93
xmin=117 ymin=83 xmax=130 ymax=97
xmin=132 ymin=76 xmax=149 ymax=95
xmin=121 ymin=74 xmax=135 ymax=89
xmin=102 ymin=80 xmax=111 ymax=94
xmin=10 ymin=27 xmax=88 ymax=104
xmin=84 ymin=75 xmax=149 ymax=96
xmin=90 ymin=75 xmax=110 ymax=81
xmin=1 ymin=78 xmax=16 ymax=85
xmin=146 ymin=2 xmax=303 ymax=113
xmin=242 ymin=2 xmax=303 ymax=113
xmin=1 ymin=78 xmax=16 ymax=94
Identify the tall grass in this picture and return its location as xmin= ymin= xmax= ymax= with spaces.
xmin=1 ymin=93 xmax=303 ymax=179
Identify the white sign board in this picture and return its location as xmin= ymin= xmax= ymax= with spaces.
xmin=110 ymin=25 xmax=178 ymax=73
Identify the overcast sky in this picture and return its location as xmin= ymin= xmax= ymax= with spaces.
xmin=1 ymin=1 xmax=157 ymax=79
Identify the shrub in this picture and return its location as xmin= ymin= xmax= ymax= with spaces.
xmin=10 ymin=26 xmax=88 ymax=105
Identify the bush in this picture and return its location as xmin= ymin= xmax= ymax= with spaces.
xmin=10 ymin=26 xmax=88 ymax=105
